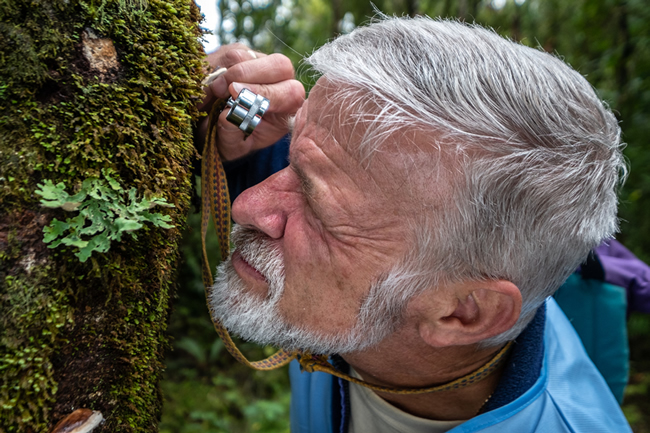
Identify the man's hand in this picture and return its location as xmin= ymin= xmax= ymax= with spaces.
xmin=197 ymin=44 xmax=305 ymax=161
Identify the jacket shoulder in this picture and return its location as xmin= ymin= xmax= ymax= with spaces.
xmin=452 ymin=299 xmax=631 ymax=433
xmin=289 ymin=360 xmax=335 ymax=433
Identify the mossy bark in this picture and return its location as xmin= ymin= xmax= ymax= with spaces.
xmin=0 ymin=1 xmax=205 ymax=431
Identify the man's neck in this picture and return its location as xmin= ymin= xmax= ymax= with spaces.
xmin=341 ymin=326 xmax=509 ymax=421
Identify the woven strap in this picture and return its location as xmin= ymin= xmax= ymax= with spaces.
xmin=200 ymin=90 xmax=513 ymax=392
xmin=201 ymin=99 xmax=295 ymax=371
xmin=296 ymin=341 xmax=512 ymax=394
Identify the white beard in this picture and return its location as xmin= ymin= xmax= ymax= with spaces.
xmin=208 ymin=224 xmax=404 ymax=355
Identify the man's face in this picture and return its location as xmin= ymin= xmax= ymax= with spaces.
xmin=209 ymin=81 xmax=415 ymax=354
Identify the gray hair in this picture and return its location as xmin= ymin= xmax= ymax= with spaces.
xmin=305 ymin=16 xmax=626 ymax=345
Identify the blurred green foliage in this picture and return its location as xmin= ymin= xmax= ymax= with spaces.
xmin=161 ymin=209 xmax=290 ymax=432
xmin=624 ymin=313 xmax=650 ymax=432
xmin=163 ymin=0 xmax=650 ymax=430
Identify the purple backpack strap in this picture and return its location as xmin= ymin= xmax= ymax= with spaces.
xmin=595 ymin=239 xmax=650 ymax=314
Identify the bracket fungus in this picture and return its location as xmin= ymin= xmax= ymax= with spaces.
xmin=50 ymin=409 xmax=103 ymax=433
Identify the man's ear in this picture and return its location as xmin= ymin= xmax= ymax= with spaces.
xmin=416 ymin=280 xmax=522 ymax=347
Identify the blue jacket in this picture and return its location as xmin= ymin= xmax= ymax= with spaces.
xmin=554 ymin=239 xmax=650 ymax=403
xmin=289 ymin=298 xmax=631 ymax=433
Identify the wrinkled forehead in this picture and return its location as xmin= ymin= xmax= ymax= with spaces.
xmin=303 ymin=79 xmax=380 ymax=156
xmin=296 ymin=78 xmax=455 ymax=208
xmin=301 ymin=78 xmax=436 ymax=160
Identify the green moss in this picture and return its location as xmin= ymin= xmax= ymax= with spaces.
xmin=0 ymin=0 xmax=205 ymax=431
xmin=1 ymin=262 xmax=70 ymax=432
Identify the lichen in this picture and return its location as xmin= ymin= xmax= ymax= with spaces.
xmin=36 ymin=171 xmax=175 ymax=263
xmin=0 ymin=0 xmax=205 ymax=431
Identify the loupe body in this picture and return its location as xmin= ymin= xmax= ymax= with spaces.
xmin=225 ymin=89 xmax=270 ymax=136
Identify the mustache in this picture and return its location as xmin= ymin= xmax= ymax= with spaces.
xmin=231 ymin=225 xmax=285 ymax=283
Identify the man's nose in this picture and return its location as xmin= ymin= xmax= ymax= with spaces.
xmin=231 ymin=168 xmax=297 ymax=239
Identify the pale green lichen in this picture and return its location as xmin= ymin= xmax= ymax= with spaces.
xmin=36 ymin=170 xmax=175 ymax=262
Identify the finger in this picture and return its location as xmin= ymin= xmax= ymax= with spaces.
xmin=198 ymin=90 xmax=216 ymax=113
xmin=198 ymin=67 xmax=228 ymax=111
xmin=223 ymin=53 xmax=294 ymax=86
xmin=215 ymin=111 xmax=293 ymax=161
xmin=206 ymin=54 xmax=295 ymax=100
xmin=223 ymin=47 xmax=266 ymax=65
xmin=247 ymin=114 xmax=294 ymax=149
xmin=207 ymin=54 xmax=296 ymax=100
xmin=199 ymin=54 xmax=294 ymax=114
xmin=201 ymin=48 xmax=266 ymax=104
xmin=229 ymin=80 xmax=305 ymax=114
xmin=206 ymin=44 xmax=266 ymax=70
xmin=215 ymin=109 xmax=254 ymax=161
xmin=206 ymin=44 xmax=247 ymax=70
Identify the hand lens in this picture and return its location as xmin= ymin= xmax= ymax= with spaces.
xmin=225 ymin=88 xmax=270 ymax=136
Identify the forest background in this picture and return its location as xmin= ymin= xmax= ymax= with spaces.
xmin=161 ymin=0 xmax=650 ymax=432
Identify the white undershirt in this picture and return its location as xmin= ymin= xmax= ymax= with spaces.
xmin=348 ymin=367 xmax=467 ymax=433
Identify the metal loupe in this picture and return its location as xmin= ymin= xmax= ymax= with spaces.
xmin=225 ymin=88 xmax=270 ymax=136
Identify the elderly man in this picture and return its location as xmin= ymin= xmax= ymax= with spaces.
xmin=200 ymin=16 xmax=631 ymax=433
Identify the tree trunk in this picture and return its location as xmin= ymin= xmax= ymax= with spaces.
xmin=405 ymin=0 xmax=419 ymax=17
xmin=469 ymin=0 xmax=479 ymax=21
xmin=0 ymin=1 xmax=205 ymax=431
xmin=615 ymin=0 xmax=633 ymax=109
xmin=512 ymin=3 xmax=522 ymax=42
xmin=331 ymin=0 xmax=342 ymax=37
xmin=458 ymin=0 xmax=468 ymax=20
xmin=442 ymin=0 xmax=453 ymax=18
